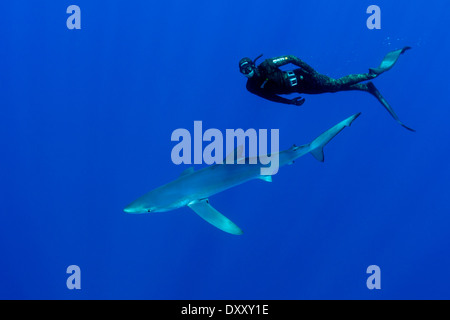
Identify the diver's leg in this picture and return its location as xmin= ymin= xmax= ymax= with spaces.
xmin=298 ymin=47 xmax=411 ymax=94
xmin=339 ymin=83 xmax=370 ymax=92
xmin=333 ymin=73 xmax=377 ymax=87
xmin=298 ymin=71 xmax=376 ymax=93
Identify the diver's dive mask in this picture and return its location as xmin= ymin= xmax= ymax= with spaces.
xmin=239 ymin=57 xmax=255 ymax=78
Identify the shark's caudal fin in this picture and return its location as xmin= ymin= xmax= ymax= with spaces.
xmin=188 ymin=199 xmax=243 ymax=235
xmin=309 ymin=113 xmax=361 ymax=162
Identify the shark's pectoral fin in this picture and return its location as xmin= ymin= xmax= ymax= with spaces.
xmin=188 ymin=199 xmax=243 ymax=235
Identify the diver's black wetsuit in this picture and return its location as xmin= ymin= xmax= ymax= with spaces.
xmin=245 ymin=55 xmax=376 ymax=105
xmin=242 ymin=48 xmax=414 ymax=131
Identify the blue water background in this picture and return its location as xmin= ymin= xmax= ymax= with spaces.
xmin=1 ymin=0 xmax=450 ymax=299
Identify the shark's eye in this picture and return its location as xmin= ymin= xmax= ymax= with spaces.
xmin=147 ymin=209 xmax=151 ymax=213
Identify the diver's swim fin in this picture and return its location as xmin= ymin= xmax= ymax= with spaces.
xmin=367 ymin=82 xmax=415 ymax=132
xmin=369 ymin=46 xmax=411 ymax=76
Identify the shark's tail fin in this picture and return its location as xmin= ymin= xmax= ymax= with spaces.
xmin=309 ymin=113 xmax=361 ymax=162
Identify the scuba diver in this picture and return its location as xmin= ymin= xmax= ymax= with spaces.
xmin=239 ymin=47 xmax=414 ymax=131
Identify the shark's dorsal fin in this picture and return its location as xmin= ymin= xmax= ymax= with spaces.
xmin=310 ymin=148 xmax=324 ymax=162
xmin=179 ymin=167 xmax=195 ymax=177
xmin=224 ymin=145 xmax=244 ymax=164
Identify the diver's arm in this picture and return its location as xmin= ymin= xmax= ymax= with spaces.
xmin=246 ymin=78 xmax=305 ymax=106
xmin=257 ymin=92 xmax=295 ymax=104
xmin=271 ymin=55 xmax=317 ymax=74
xmin=250 ymin=87 xmax=305 ymax=106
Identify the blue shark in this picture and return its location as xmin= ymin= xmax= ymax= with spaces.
xmin=124 ymin=113 xmax=361 ymax=235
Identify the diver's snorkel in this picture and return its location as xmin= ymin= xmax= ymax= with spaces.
xmin=251 ymin=54 xmax=264 ymax=77
xmin=253 ymin=54 xmax=263 ymax=64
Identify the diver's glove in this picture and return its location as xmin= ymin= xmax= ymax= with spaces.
xmin=290 ymin=96 xmax=305 ymax=106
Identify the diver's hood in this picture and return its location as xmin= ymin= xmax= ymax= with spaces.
xmin=239 ymin=54 xmax=263 ymax=76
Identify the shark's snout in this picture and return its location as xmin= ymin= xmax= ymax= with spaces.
xmin=124 ymin=204 xmax=150 ymax=214
xmin=123 ymin=206 xmax=135 ymax=213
